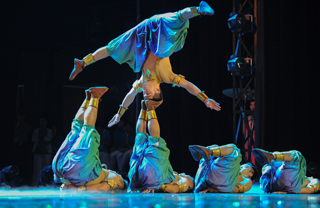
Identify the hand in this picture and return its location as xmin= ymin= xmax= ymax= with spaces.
xmin=142 ymin=189 xmax=154 ymax=193
xmin=108 ymin=114 xmax=121 ymax=127
xmin=205 ymin=98 xmax=221 ymax=111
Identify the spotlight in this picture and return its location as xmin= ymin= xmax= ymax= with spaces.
xmin=228 ymin=13 xmax=253 ymax=33
xmin=227 ymin=55 xmax=253 ymax=76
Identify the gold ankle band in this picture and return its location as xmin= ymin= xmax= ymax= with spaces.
xmin=78 ymin=185 xmax=87 ymax=191
xmin=138 ymin=109 xmax=147 ymax=120
xmin=83 ymin=53 xmax=96 ymax=66
xmin=117 ymin=105 xmax=128 ymax=117
xmin=147 ymin=110 xmax=157 ymax=120
xmin=197 ymin=91 xmax=208 ymax=102
xmin=81 ymin=99 xmax=90 ymax=109
xmin=88 ymin=98 xmax=99 ymax=108
xmin=212 ymin=148 xmax=221 ymax=156
xmin=274 ymin=153 xmax=284 ymax=161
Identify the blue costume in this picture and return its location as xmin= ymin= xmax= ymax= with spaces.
xmin=194 ymin=144 xmax=242 ymax=193
xmin=260 ymin=151 xmax=306 ymax=193
xmin=106 ymin=11 xmax=189 ymax=73
xmin=52 ymin=119 xmax=102 ymax=186
xmin=128 ymin=133 xmax=176 ymax=192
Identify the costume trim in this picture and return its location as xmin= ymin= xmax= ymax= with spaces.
xmin=147 ymin=110 xmax=157 ymax=120
xmin=197 ymin=91 xmax=208 ymax=102
xmin=172 ymin=74 xmax=185 ymax=87
xmin=78 ymin=185 xmax=87 ymax=191
xmin=143 ymin=58 xmax=163 ymax=84
xmin=106 ymin=179 xmax=117 ymax=193
xmin=81 ymin=99 xmax=90 ymax=109
xmin=132 ymin=80 xmax=143 ymax=93
xmin=60 ymin=177 xmax=71 ymax=185
xmin=212 ymin=148 xmax=221 ymax=157
xmin=138 ymin=109 xmax=147 ymax=120
xmin=236 ymin=183 xmax=244 ymax=193
xmin=83 ymin=53 xmax=96 ymax=66
xmin=160 ymin=184 xmax=167 ymax=192
xmin=117 ymin=105 xmax=128 ymax=116
xmin=89 ymin=98 xmax=99 ymax=109
xmin=274 ymin=153 xmax=285 ymax=161
xmin=191 ymin=7 xmax=200 ymax=17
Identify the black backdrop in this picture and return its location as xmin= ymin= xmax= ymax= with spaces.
xmin=1 ymin=0 xmax=319 ymax=183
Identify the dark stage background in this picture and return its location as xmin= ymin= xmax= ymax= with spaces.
xmin=1 ymin=0 xmax=319 ymax=185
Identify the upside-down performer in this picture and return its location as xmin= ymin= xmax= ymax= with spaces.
xmin=189 ymin=144 xmax=258 ymax=193
xmin=128 ymin=100 xmax=194 ymax=193
xmin=253 ymin=148 xmax=320 ymax=194
xmin=69 ymin=1 xmax=221 ymax=123
xmin=52 ymin=87 xmax=127 ymax=193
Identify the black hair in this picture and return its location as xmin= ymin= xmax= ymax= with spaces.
xmin=246 ymin=162 xmax=258 ymax=181
xmin=150 ymin=87 xmax=163 ymax=101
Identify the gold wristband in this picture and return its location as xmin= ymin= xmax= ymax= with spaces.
xmin=160 ymin=184 xmax=167 ymax=192
xmin=197 ymin=91 xmax=208 ymax=102
xmin=313 ymin=185 xmax=318 ymax=193
xmin=117 ymin=105 xmax=128 ymax=116
xmin=83 ymin=53 xmax=96 ymax=66
xmin=236 ymin=183 xmax=244 ymax=193
xmin=88 ymin=98 xmax=99 ymax=109
xmin=212 ymin=148 xmax=221 ymax=157
xmin=106 ymin=179 xmax=117 ymax=193
xmin=78 ymin=185 xmax=87 ymax=191
xmin=81 ymin=99 xmax=90 ymax=109
xmin=147 ymin=110 xmax=157 ymax=120
xmin=138 ymin=109 xmax=147 ymax=120
xmin=178 ymin=184 xmax=186 ymax=193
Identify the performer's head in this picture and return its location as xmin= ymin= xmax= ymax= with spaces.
xmin=178 ymin=173 xmax=195 ymax=193
xmin=113 ymin=174 xmax=127 ymax=191
xmin=249 ymin=99 xmax=255 ymax=111
xmin=240 ymin=162 xmax=258 ymax=181
xmin=143 ymin=80 xmax=163 ymax=101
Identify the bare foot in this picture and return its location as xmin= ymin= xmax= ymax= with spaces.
xmin=89 ymin=87 xmax=109 ymax=99
xmin=69 ymin=58 xmax=85 ymax=80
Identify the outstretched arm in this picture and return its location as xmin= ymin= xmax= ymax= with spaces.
xmin=179 ymin=78 xmax=221 ymax=111
xmin=108 ymin=87 xmax=138 ymax=127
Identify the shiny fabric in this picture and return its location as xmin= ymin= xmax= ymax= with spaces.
xmin=194 ymin=144 xmax=242 ymax=193
xmin=52 ymin=119 xmax=102 ymax=186
xmin=260 ymin=151 xmax=306 ymax=193
xmin=128 ymin=133 xmax=176 ymax=192
xmin=106 ymin=11 xmax=189 ymax=73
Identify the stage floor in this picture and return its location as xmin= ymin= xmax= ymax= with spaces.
xmin=0 ymin=184 xmax=319 ymax=208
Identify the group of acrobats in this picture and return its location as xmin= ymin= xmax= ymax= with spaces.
xmin=52 ymin=1 xmax=319 ymax=194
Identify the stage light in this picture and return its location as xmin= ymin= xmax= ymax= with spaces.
xmin=228 ymin=13 xmax=253 ymax=33
xmin=227 ymin=55 xmax=253 ymax=76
